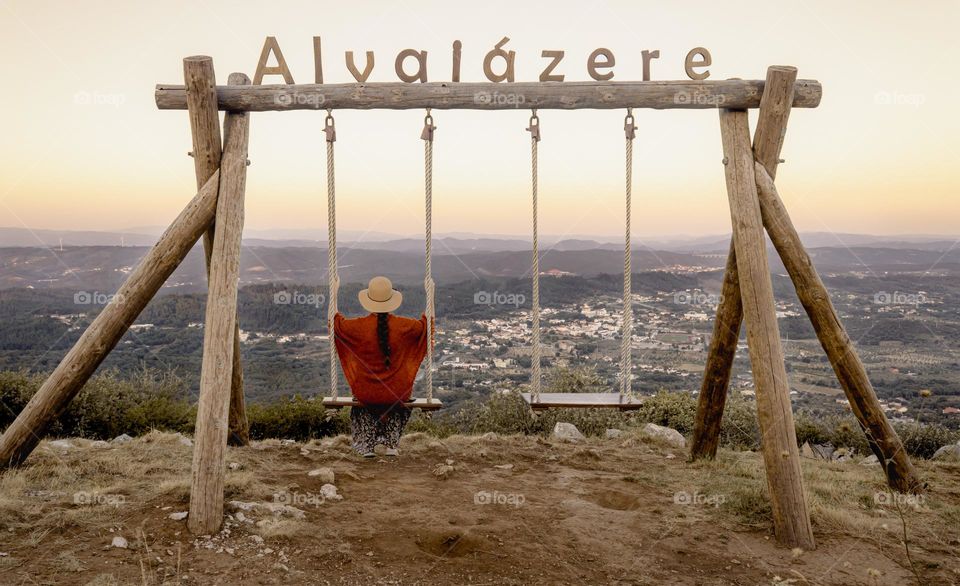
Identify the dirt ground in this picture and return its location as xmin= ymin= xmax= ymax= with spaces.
xmin=0 ymin=431 xmax=957 ymax=585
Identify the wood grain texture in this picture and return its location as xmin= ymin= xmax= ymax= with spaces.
xmin=691 ymin=66 xmax=796 ymax=461
xmin=720 ymin=108 xmax=815 ymax=550
xmin=754 ymin=163 xmax=923 ymax=493
xmin=0 ymin=173 xmax=221 ymax=468
xmin=188 ymin=99 xmax=250 ymax=535
xmin=183 ymin=57 xmax=249 ymax=447
xmin=689 ymin=239 xmax=742 ymax=459
xmin=156 ymin=79 xmax=822 ymax=111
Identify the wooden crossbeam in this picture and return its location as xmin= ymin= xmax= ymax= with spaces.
xmin=155 ymin=79 xmax=822 ymax=111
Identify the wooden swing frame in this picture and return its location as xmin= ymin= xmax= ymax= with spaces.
xmin=0 ymin=56 xmax=924 ymax=549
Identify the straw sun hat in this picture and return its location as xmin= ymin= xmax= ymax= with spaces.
xmin=358 ymin=276 xmax=403 ymax=313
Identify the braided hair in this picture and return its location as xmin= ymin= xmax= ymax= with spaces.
xmin=376 ymin=312 xmax=392 ymax=368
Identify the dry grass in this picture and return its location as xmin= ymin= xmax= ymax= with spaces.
xmin=0 ymin=431 xmax=957 ymax=584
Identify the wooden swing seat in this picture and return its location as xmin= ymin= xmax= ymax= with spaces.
xmin=520 ymin=392 xmax=644 ymax=410
xmin=320 ymin=396 xmax=444 ymax=411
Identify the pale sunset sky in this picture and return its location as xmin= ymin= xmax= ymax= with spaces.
xmin=0 ymin=0 xmax=956 ymax=240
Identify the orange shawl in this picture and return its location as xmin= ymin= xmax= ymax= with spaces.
xmin=333 ymin=312 xmax=428 ymax=406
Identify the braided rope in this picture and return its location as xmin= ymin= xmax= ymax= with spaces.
xmin=621 ymin=113 xmax=635 ymax=398
xmin=422 ymin=112 xmax=435 ymax=402
xmin=325 ymin=114 xmax=339 ymax=399
xmin=529 ymin=113 xmax=542 ymax=401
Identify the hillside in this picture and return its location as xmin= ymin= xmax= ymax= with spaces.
xmin=0 ymin=431 xmax=957 ymax=585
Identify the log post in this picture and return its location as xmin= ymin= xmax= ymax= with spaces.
xmin=691 ymin=66 xmax=797 ymax=460
xmin=188 ymin=86 xmax=250 ymax=535
xmin=720 ymin=108 xmax=815 ymax=550
xmin=184 ymin=56 xmax=249 ymax=446
xmin=0 ymin=172 xmax=221 ymax=468
xmin=754 ymin=163 xmax=923 ymax=493
xmin=689 ymin=239 xmax=742 ymax=459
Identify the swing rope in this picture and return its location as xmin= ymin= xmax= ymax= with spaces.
xmin=421 ymin=109 xmax=436 ymax=402
xmin=527 ymin=110 xmax=542 ymax=402
xmin=621 ymin=109 xmax=636 ymax=399
xmin=324 ymin=110 xmax=340 ymax=399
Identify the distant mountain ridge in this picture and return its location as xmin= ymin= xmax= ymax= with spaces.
xmin=0 ymin=226 xmax=955 ymax=254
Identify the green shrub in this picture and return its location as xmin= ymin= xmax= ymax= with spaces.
xmin=0 ymin=368 xmax=193 ymax=439
xmin=634 ymin=390 xmax=697 ymax=434
xmin=247 ymin=395 xmax=349 ymax=441
xmin=894 ymin=421 xmax=960 ymax=459
xmin=719 ymin=395 xmax=760 ymax=450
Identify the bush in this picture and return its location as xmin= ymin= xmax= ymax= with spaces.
xmin=719 ymin=395 xmax=760 ymax=450
xmin=0 ymin=368 xmax=194 ymax=439
xmin=247 ymin=395 xmax=349 ymax=441
xmin=894 ymin=421 xmax=960 ymax=459
xmin=634 ymin=390 xmax=697 ymax=434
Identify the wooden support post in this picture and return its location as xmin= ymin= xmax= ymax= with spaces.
xmin=0 ymin=172 xmax=221 ymax=468
xmin=184 ymin=56 xmax=249 ymax=446
xmin=689 ymin=239 xmax=742 ymax=459
xmin=691 ymin=66 xmax=796 ymax=460
xmin=720 ymin=108 xmax=815 ymax=550
xmin=188 ymin=87 xmax=250 ymax=535
xmin=753 ymin=164 xmax=923 ymax=493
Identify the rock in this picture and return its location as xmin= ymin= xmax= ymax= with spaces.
xmin=48 ymin=439 xmax=73 ymax=450
xmin=88 ymin=440 xmax=110 ymax=449
xmin=280 ymin=439 xmax=297 ymax=446
xmin=169 ymin=511 xmax=188 ymax=521
xmin=320 ymin=484 xmax=342 ymax=501
xmin=308 ymin=468 xmax=335 ymax=483
xmin=861 ymin=455 xmax=880 ymax=466
xmin=228 ymin=462 xmax=242 ymax=471
xmin=553 ymin=422 xmax=585 ymax=442
xmin=177 ymin=435 xmax=193 ymax=447
xmin=111 ymin=536 xmax=128 ymax=549
xmin=640 ymin=423 xmax=686 ymax=448
xmin=801 ymin=442 xmax=816 ymax=459
xmin=433 ymin=463 xmax=455 ymax=479
xmin=481 ymin=432 xmax=498 ymax=441
xmin=932 ymin=441 xmax=960 ymax=461
xmin=112 ymin=434 xmax=133 ymax=444
xmin=605 ymin=429 xmax=623 ymax=439
xmin=250 ymin=535 xmax=264 ymax=545
xmin=493 ymin=464 xmax=514 ymax=470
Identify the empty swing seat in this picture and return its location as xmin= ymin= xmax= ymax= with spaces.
xmin=320 ymin=396 xmax=444 ymax=411
xmin=520 ymin=392 xmax=644 ymax=410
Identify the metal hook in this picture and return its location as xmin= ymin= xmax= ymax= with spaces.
xmin=324 ymin=109 xmax=336 ymax=143
xmin=421 ymin=108 xmax=436 ymax=142
xmin=527 ymin=109 xmax=541 ymax=142
xmin=624 ymin=108 xmax=636 ymax=140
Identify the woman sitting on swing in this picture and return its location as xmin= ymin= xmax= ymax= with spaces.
xmin=333 ymin=276 xmax=429 ymax=458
